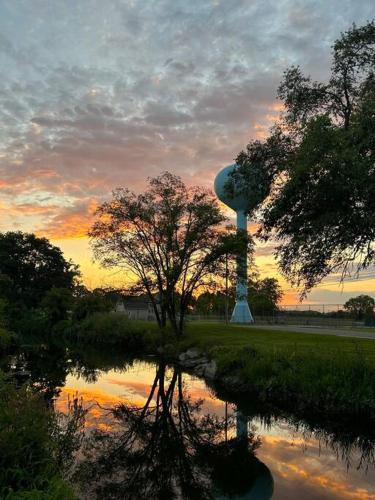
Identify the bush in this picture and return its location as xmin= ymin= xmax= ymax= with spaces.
xmin=0 ymin=327 xmax=13 ymax=351
xmin=72 ymin=292 xmax=112 ymax=322
xmin=41 ymin=288 xmax=73 ymax=324
xmin=13 ymin=308 xmax=50 ymax=337
xmin=72 ymin=312 xmax=149 ymax=350
xmin=0 ymin=373 xmax=84 ymax=498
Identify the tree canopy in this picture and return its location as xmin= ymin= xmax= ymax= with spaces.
xmin=344 ymin=294 xmax=375 ymax=320
xmin=233 ymin=21 xmax=375 ymax=294
xmin=0 ymin=232 xmax=80 ymax=310
xmin=194 ymin=276 xmax=283 ymax=317
xmin=90 ymin=172 xmax=243 ymax=335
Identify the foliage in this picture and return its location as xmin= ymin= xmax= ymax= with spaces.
xmin=90 ymin=172 xmax=243 ymax=335
xmin=234 ymin=21 xmax=375 ymax=294
xmin=248 ymin=277 xmax=283 ymax=315
xmin=0 ymin=232 xmax=80 ymax=311
xmin=0 ymin=327 xmax=12 ymax=352
xmin=41 ymin=288 xmax=74 ymax=324
xmin=195 ymin=291 xmax=231 ymax=316
xmin=0 ymin=372 xmax=84 ymax=499
xmin=344 ymin=294 xmax=375 ymax=320
xmin=0 ymin=297 xmax=13 ymax=351
xmin=92 ymin=287 xmax=125 ymax=306
xmin=215 ymin=344 xmax=375 ymax=416
xmin=13 ymin=308 xmax=51 ymax=337
xmin=194 ymin=276 xmax=283 ymax=316
xmin=71 ymin=312 xmax=155 ymax=350
xmin=72 ymin=291 xmax=112 ymax=321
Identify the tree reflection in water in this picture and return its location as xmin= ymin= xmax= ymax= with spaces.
xmin=76 ymin=362 xmax=274 ymax=500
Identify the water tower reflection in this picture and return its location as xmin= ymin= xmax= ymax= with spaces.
xmin=76 ymin=362 xmax=274 ymax=499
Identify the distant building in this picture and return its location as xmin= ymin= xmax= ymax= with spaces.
xmin=115 ymin=295 xmax=157 ymax=321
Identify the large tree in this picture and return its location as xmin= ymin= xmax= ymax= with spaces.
xmin=232 ymin=21 xmax=375 ymax=294
xmin=90 ymin=172 xmax=242 ymax=335
xmin=194 ymin=276 xmax=283 ymax=317
xmin=344 ymin=294 xmax=375 ymax=320
xmin=0 ymin=232 xmax=80 ymax=309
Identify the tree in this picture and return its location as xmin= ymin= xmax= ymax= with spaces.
xmin=41 ymin=287 xmax=74 ymax=324
xmin=194 ymin=276 xmax=283 ymax=317
xmin=0 ymin=232 xmax=80 ymax=309
xmin=195 ymin=291 xmax=231 ymax=316
xmin=344 ymin=294 xmax=375 ymax=320
xmin=248 ymin=277 xmax=283 ymax=316
xmin=72 ymin=290 xmax=112 ymax=322
xmin=90 ymin=172 xmax=242 ymax=335
xmin=233 ymin=21 xmax=375 ymax=294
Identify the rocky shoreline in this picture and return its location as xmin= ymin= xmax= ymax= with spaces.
xmin=177 ymin=347 xmax=217 ymax=380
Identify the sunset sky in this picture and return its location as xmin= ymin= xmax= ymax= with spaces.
xmin=1 ymin=0 xmax=374 ymax=305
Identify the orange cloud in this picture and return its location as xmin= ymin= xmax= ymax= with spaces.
xmin=12 ymin=203 xmax=59 ymax=215
xmin=37 ymin=199 xmax=98 ymax=239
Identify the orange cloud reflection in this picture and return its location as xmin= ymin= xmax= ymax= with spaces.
xmin=258 ymin=434 xmax=375 ymax=500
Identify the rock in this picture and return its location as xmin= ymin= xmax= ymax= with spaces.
xmin=194 ymin=365 xmax=205 ymax=376
xmin=185 ymin=348 xmax=201 ymax=359
xmin=182 ymin=356 xmax=207 ymax=368
xmin=203 ymin=360 xmax=217 ymax=380
xmin=178 ymin=352 xmax=188 ymax=362
xmin=177 ymin=349 xmax=216 ymax=380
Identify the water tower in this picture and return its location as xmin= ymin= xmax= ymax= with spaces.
xmin=214 ymin=164 xmax=254 ymax=323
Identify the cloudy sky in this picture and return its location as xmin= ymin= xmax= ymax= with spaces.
xmin=1 ymin=0 xmax=374 ymax=303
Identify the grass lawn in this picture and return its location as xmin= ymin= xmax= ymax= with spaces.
xmin=172 ymin=322 xmax=375 ymax=418
xmin=182 ymin=322 xmax=375 ymax=360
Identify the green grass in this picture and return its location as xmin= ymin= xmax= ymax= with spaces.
xmin=181 ymin=322 xmax=375 ymax=358
xmin=176 ymin=322 xmax=375 ymax=419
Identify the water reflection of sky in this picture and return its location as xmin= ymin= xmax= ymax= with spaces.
xmin=56 ymin=361 xmax=375 ymax=500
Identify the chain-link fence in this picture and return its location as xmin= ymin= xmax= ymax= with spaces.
xmin=187 ymin=304 xmax=364 ymax=328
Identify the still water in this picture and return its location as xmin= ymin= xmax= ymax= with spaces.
xmin=5 ymin=344 xmax=375 ymax=499
xmin=53 ymin=356 xmax=375 ymax=500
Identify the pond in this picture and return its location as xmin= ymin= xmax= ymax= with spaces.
xmin=4 ymin=343 xmax=375 ymax=499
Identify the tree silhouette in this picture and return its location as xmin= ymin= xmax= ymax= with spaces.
xmin=76 ymin=362 xmax=273 ymax=499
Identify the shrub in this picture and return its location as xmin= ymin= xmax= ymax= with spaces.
xmin=0 ymin=327 xmax=13 ymax=351
xmin=41 ymin=288 xmax=74 ymax=324
xmin=72 ymin=292 xmax=112 ymax=322
xmin=0 ymin=373 xmax=84 ymax=498
xmin=12 ymin=308 xmax=51 ymax=337
xmin=72 ymin=312 xmax=148 ymax=350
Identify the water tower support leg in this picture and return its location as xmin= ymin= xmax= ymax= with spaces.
xmin=230 ymin=210 xmax=254 ymax=324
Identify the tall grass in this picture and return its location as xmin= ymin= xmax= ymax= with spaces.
xmin=180 ymin=323 xmax=375 ymax=419
xmin=212 ymin=344 xmax=375 ymax=418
